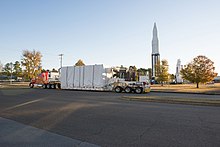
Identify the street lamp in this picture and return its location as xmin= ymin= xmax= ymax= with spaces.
xmin=10 ymin=62 xmax=13 ymax=84
xmin=58 ymin=54 xmax=64 ymax=73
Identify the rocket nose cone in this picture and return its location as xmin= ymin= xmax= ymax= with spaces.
xmin=154 ymin=22 xmax=157 ymax=28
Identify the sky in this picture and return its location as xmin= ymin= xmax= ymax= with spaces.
xmin=0 ymin=0 xmax=220 ymax=74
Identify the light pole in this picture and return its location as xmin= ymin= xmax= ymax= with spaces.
xmin=10 ymin=62 xmax=13 ymax=84
xmin=58 ymin=54 xmax=64 ymax=69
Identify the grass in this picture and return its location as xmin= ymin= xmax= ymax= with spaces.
xmin=151 ymin=83 xmax=220 ymax=94
xmin=0 ymin=82 xmax=29 ymax=89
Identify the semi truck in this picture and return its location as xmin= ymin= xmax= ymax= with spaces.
xmin=29 ymin=64 xmax=150 ymax=93
xmin=29 ymin=71 xmax=61 ymax=89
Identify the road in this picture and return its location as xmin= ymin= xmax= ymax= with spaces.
xmin=0 ymin=88 xmax=220 ymax=147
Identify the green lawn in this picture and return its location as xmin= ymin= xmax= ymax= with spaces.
xmin=151 ymin=83 xmax=220 ymax=94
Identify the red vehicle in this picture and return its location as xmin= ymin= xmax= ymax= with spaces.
xmin=29 ymin=71 xmax=61 ymax=89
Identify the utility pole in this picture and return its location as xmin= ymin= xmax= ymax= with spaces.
xmin=59 ymin=54 xmax=64 ymax=69
xmin=10 ymin=62 xmax=13 ymax=85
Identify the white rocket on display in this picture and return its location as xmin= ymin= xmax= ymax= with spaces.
xmin=151 ymin=23 xmax=160 ymax=79
xmin=175 ymin=59 xmax=183 ymax=83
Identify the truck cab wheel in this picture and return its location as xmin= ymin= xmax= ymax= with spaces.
xmin=115 ymin=86 xmax=122 ymax=93
xmin=51 ymin=84 xmax=55 ymax=89
xmin=43 ymin=84 xmax=47 ymax=89
xmin=29 ymin=83 xmax=34 ymax=88
xmin=46 ymin=84 xmax=51 ymax=89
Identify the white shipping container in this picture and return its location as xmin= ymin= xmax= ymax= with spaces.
xmin=60 ymin=64 xmax=111 ymax=90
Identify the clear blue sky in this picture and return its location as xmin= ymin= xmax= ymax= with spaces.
xmin=0 ymin=0 xmax=220 ymax=74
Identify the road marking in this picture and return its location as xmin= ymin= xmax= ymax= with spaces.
xmin=4 ymin=99 xmax=43 ymax=111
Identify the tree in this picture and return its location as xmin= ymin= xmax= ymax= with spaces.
xmin=156 ymin=59 xmax=169 ymax=85
xmin=147 ymin=68 xmax=152 ymax=80
xmin=137 ymin=68 xmax=148 ymax=76
xmin=52 ymin=68 xmax=58 ymax=72
xmin=3 ymin=63 xmax=13 ymax=76
xmin=21 ymin=49 xmax=42 ymax=79
xmin=75 ymin=59 xmax=85 ymax=66
xmin=169 ymin=74 xmax=175 ymax=83
xmin=13 ymin=61 xmax=22 ymax=78
xmin=180 ymin=55 xmax=218 ymax=88
xmin=0 ymin=61 xmax=3 ymax=73
xmin=3 ymin=63 xmax=10 ymax=76
xmin=127 ymin=66 xmax=138 ymax=81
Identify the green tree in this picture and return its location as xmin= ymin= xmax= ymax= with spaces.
xmin=51 ymin=68 xmax=58 ymax=72
xmin=156 ymin=59 xmax=169 ymax=85
xmin=75 ymin=59 xmax=85 ymax=66
xmin=21 ymin=49 xmax=42 ymax=79
xmin=127 ymin=66 xmax=138 ymax=81
xmin=13 ymin=61 xmax=23 ymax=78
xmin=147 ymin=68 xmax=152 ymax=80
xmin=137 ymin=68 xmax=152 ymax=81
xmin=169 ymin=74 xmax=175 ymax=83
xmin=0 ymin=61 xmax=3 ymax=73
xmin=180 ymin=55 xmax=217 ymax=88
xmin=3 ymin=63 xmax=13 ymax=76
xmin=137 ymin=68 xmax=148 ymax=76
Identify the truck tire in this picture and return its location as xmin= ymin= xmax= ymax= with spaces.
xmin=51 ymin=84 xmax=56 ymax=89
xmin=46 ymin=84 xmax=51 ymax=89
xmin=29 ymin=83 xmax=34 ymax=88
xmin=57 ymin=83 xmax=61 ymax=89
xmin=115 ymin=86 xmax=122 ymax=93
xmin=135 ymin=87 xmax=143 ymax=94
xmin=43 ymin=84 xmax=47 ymax=89
xmin=124 ymin=86 xmax=132 ymax=93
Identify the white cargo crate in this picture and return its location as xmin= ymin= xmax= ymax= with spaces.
xmin=60 ymin=64 xmax=111 ymax=90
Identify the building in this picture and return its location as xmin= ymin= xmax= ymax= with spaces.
xmin=151 ymin=23 xmax=160 ymax=81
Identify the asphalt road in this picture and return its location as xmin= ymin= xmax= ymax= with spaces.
xmin=0 ymin=88 xmax=220 ymax=147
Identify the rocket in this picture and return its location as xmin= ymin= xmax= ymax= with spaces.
xmin=152 ymin=22 xmax=159 ymax=54
xmin=151 ymin=22 xmax=160 ymax=79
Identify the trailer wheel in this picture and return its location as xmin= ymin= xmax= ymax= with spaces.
xmin=115 ymin=86 xmax=122 ymax=93
xmin=124 ymin=86 xmax=132 ymax=93
xmin=135 ymin=87 xmax=143 ymax=94
xmin=29 ymin=83 xmax=34 ymax=88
